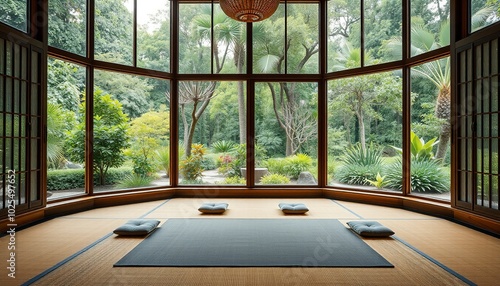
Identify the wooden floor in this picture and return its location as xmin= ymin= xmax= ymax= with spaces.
xmin=0 ymin=198 xmax=499 ymax=286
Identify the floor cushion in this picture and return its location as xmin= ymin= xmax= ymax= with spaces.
xmin=279 ymin=203 xmax=309 ymax=214
xmin=113 ymin=219 xmax=161 ymax=236
xmin=198 ymin=203 xmax=229 ymax=214
xmin=347 ymin=221 xmax=395 ymax=237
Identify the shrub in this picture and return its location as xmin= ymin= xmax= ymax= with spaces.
xmin=392 ymin=131 xmax=438 ymax=161
xmin=220 ymin=176 xmax=246 ymax=185
xmin=263 ymin=158 xmax=288 ymax=176
xmin=116 ymin=174 xmax=154 ymax=189
xmin=260 ymin=174 xmax=290 ymax=184
xmin=335 ymin=143 xmax=383 ymax=185
xmin=180 ymin=144 xmax=206 ymax=181
xmin=201 ymin=156 xmax=217 ymax=170
xmin=342 ymin=142 xmax=383 ymax=166
xmin=47 ymin=167 xmax=133 ymax=191
xmin=385 ymin=159 xmax=449 ymax=193
xmin=335 ymin=164 xmax=383 ymax=186
xmin=212 ymin=140 xmax=236 ymax=153
xmin=155 ymin=147 xmax=170 ymax=177
xmin=285 ymin=153 xmax=313 ymax=179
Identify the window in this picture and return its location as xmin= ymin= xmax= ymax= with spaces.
xmin=328 ymin=71 xmax=402 ymax=192
xmin=0 ymin=0 xmax=27 ymax=33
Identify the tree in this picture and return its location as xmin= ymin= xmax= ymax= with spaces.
xmin=65 ymin=89 xmax=129 ymax=185
xmin=47 ymin=59 xmax=81 ymax=112
xmin=0 ymin=0 xmax=27 ymax=31
xmin=48 ymin=0 xmax=86 ymax=55
xmin=329 ymin=70 xmax=402 ymax=151
xmin=169 ymin=81 xmax=216 ymax=157
xmin=47 ymin=103 xmax=76 ymax=169
xmin=128 ymin=108 xmax=170 ymax=177
xmin=94 ymin=70 xmax=153 ymax=119
xmin=253 ymin=4 xmax=319 ymax=156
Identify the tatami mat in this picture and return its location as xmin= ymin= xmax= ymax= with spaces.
xmin=0 ymin=198 xmax=498 ymax=285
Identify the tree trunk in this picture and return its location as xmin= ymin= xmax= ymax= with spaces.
xmin=435 ymin=121 xmax=450 ymax=161
xmin=435 ymin=86 xmax=451 ymax=161
xmin=235 ymin=45 xmax=247 ymax=144
xmin=286 ymin=136 xmax=293 ymax=157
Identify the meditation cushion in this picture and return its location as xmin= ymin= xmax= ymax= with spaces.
xmin=113 ymin=219 xmax=160 ymax=236
xmin=279 ymin=203 xmax=309 ymax=214
xmin=198 ymin=203 xmax=229 ymax=214
xmin=346 ymin=221 xmax=395 ymax=237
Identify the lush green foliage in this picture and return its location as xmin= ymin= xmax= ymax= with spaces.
xmin=335 ymin=143 xmax=383 ymax=185
xmin=263 ymin=158 xmax=288 ymax=176
xmin=116 ymin=174 xmax=154 ymax=189
xmin=65 ymin=90 xmax=130 ymax=185
xmin=392 ymin=131 xmax=438 ymax=161
xmin=155 ymin=147 xmax=170 ymax=177
xmin=211 ymin=140 xmax=236 ymax=153
xmin=284 ymin=154 xmax=314 ymax=179
xmin=47 ymin=167 xmax=133 ymax=191
xmin=366 ymin=173 xmax=386 ymax=189
xmin=385 ymin=159 xmax=449 ymax=193
xmin=180 ymin=144 xmax=206 ymax=181
xmin=260 ymin=174 xmax=291 ymax=185
xmin=220 ymin=176 xmax=246 ymax=185
xmin=128 ymin=108 xmax=169 ymax=177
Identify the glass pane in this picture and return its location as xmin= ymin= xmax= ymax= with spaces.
xmin=256 ymin=82 xmax=318 ymax=186
xmin=48 ymin=0 xmax=87 ymax=56
xmin=364 ymin=0 xmax=402 ymax=65
xmin=93 ymin=70 xmax=170 ymax=191
xmin=327 ymin=0 xmax=361 ymax=72
xmin=178 ymin=81 xmax=246 ymax=186
xmin=410 ymin=0 xmax=450 ymax=57
xmin=137 ymin=0 xmax=170 ymax=72
xmin=287 ymin=3 xmax=319 ymax=74
xmin=253 ymin=4 xmax=285 ymax=74
xmin=178 ymin=3 xmax=212 ymax=74
xmin=0 ymin=0 xmax=27 ymax=32
xmin=471 ymin=0 xmax=500 ymax=33
xmin=47 ymin=59 xmax=86 ymax=200
xmin=328 ymin=71 xmax=402 ymax=191
xmin=94 ymin=0 xmax=133 ymax=65
xmin=410 ymin=60 xmax=451 ymax=200
xmin=211 ymin=5 xmax=247 ymax=74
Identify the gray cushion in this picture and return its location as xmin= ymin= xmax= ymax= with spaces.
xmin=279 ymin=203 xmax=309 ymax=214
xmin=113 ymin=219 xmax=160 ymax=236
xmin=347 ymin=221 xmax=394 ymax=237
xmin=198 ymin=203 xmax=229 ymax=214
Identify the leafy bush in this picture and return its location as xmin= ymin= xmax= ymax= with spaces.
xmin=180 ymin=144 xmax=206 ymax=181
xmin=366 ymin=173 xmax=386 ymax=189
xmin=285 ymin=153 xmax=313 ymax=179
xmin=201 ymin=156 xmax=217 ymax=170
xmin=342 ymin=142 xmax=383 ymax=166
xmin=263 ymin=158 xmax=288 ymax=176
xmin=47 ymin=167 xmax=133 ymax=191
xmin=116 ymin=174 xmax=154 ymax=189
xmin=385 ymin=159 xmax=449 ymax=193
xmin=260 ymin=174 xmax=290 ymax=184
xmin=220 ymin=176 xmax=246 ymax=185
xmin=65 ymin=89 xmax=130 ymax=185
xmin=392 ymin=131 xmax=438 ymax=161
xmin=211 ymin=140 xmax=236 ymax=153
xmin=132 ymin=154 xmax=157 ymax=177
xmin=335 ymin=143 xmax=383 ymax=185
xmin=155 ymin=147 xmax=170 ymax=177
xmin=335 ymin=164 xmax=383 ymax=186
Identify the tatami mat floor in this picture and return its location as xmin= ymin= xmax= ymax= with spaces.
xmin=0 ymin=198 xmax=498 ymax=285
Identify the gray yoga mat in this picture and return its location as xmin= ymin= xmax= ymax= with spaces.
xmin=114 ymin=218 xmax=393 ymax=267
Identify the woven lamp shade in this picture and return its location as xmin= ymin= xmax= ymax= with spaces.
xmin=220 ymin=0 xmax=280 ymax=22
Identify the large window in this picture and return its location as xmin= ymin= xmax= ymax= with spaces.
xmin=177 ymin=81 xmax=246 ymax=186
xmin=48 ymin=0 xmax=87 ymax=56
xmin=255 ymin=82 xmax=318 ymax=186
xmin=0 ymin=0 xmax=27 ymax=33
xmin=327 ymin=71 xmax=402 ymax=192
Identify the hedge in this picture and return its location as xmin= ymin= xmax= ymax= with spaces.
xmin=47 ymin=167 xmax=133 ymax=191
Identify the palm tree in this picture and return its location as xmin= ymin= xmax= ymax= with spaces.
xmin=385 ymin=7 xmax=496 ymax=161
xmin=195 ymin=7 xmax=247 ymax=144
